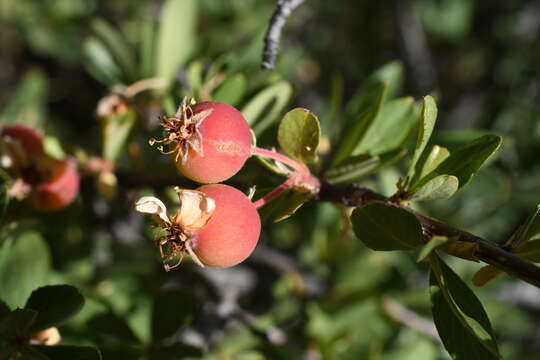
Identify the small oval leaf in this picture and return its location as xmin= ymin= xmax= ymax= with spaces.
xmin=277 ymin=108 xmax=321 ymax=164
xmin=351 ymin=203 xmax=424 ymax=251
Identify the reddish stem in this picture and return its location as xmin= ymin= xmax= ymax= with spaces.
xmin=251 ymin=147 xmax=307 ymax=173
xmin=253 ymin=177 xmax=296 ymax=209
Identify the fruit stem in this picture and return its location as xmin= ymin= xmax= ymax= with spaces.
xmin=251 ymin=147 xmax=307 ymax=173
xmin=253 ymin=177 xmax=296 ymax=209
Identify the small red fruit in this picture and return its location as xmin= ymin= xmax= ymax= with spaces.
xmin=1 ymin=124 xmax=80 ymax=211
xmin=151 ymin=100 xmax=252 ymax=183
xmin=31 ymin=158 xmax=80 ymax=212
xmin=1 ymin=124 xmax=44 ymax=157
xmin=192 ymin=184 xmax=261 ymax=267
xmin=135 ymin=184 xmax=261 ymax=269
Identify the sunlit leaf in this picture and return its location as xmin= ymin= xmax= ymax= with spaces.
xmin=410 ymin=175 xmax=459 ymax=201
xmin=155 ymin=0 xmax=198 ymax=83
xmin=277 ymin=108 xmax=321 ymax=164
xmin=242 ymin=81 xmax=293 ymax=135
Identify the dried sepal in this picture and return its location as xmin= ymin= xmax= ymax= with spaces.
xmin=135 ymin=196 xmax=171 ymax=225
xmin=149 ymin=97 xmax=213 ymax=164
xmin=172 ymin=188 xmax=216 ymax=230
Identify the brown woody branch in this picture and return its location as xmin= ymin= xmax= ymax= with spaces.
xmin=317 ymin=182 xmax=540 ymax=289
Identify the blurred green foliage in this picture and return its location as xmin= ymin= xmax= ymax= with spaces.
xmin=1 ymin=0 xmax=540 ymax=359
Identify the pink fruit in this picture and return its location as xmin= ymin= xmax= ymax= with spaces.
xmin=31 ymin=158 xmax=80 ymax=212
xmin=152 ymin=100 xmax=252 ymax=183
xmin=191 ymin=184 xmax=260 ymax=267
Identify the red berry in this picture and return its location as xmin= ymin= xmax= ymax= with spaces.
xmin=31 ymin=158 xmax=80 ymax=211
xmin=152 ymin=100 xmax=252 ymax=183
xmin=1 ymin=124 xmax=44 ymax=157
xmin=191 ymin=184 xmax=260 ymax=267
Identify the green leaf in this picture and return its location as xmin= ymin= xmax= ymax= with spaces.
xmin=514 ymin=239 xmax=540 ymax=262
xmin=417 ymin=145 xmax=450 ymax=181
xmin=416 ymin=236 xmax=454 ymax=262
xmin=152 ymin=289 xmax=194 ymax=342
xmin=87 ymin=313 xmax=140 ymax=345
xmin=25 ymin=285 xmax=84 ymax=332
xmin=277 ymin=108 xmax=321 ymax=164
xmin=242 ymin=81 xmax=293 ymax=135
xmin=406 ymin=96 xmax=437 ymax=186
xmin=92 ymin=18 xmax=137 ymax=82
xmin=155 ymin=0 xmax=197 ymax=83
xmin=83 ymin=38 xmax=123 ymax=86
xmin=429 ymin=255 xmax=500 ymax=359
xmin=101 ymin=108 xmax=137 ymax=161
xmin=257 ymin=188 xmax=312 ymax=223
xmin=415 ymin=134 xmax=502 ymax=190
xmin=32 ymin=345 xmax=102 ymax=360
xmin=410 ymin=175 xmax=459 ymax=201
xmin=0 ymin=170 xmax=9 ymax=224
xmin=351 ymin=203 xmax=424 ymax=251
xmin=213 ymin=73 xmax=247 ymax=106
xmin=354 ymin=97 xmax=416 ymax=155
xmin=0 ymin=69 xmax=47 ymax=129
xmin=512 ymin=203 xmax=540 ymax=248
xmin=333 ymin=81 xmax=387 ymax=166
xmin=0 ymin=232 xmax=51 ymax=308
xmin=0 ymin=308 xmax=37 ymax=339
xmin=325 ymin=149 xmax=405 ymax=184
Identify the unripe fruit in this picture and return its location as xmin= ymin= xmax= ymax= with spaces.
xmin=31 ymin=158 xmax=80 ymax=212
xmin=192 ymin=184 xmax=261 ymax=267
xmin=152 ymin=100 xmax=252 ymax=183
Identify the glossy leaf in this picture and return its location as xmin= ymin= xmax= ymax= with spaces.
xmin=0 ymin=232 xmax=51 ymax=308
xmin=152 ymin=289 xmax=194 ymax=342
xmin=415 ymin=134 xmax=502 ymax=190
xmin=429 ymin=255 xmax=500 ymax=360
xmin=410 ymin=175 xmax=459 ymax=201
xmin=354 ymin=97 xmax=416 ymax=155
xmin=32 ymin=345 xmax=102 ymax=360
xmin=325 ymin=149 xmax=405 ymax=184
xmin=406 ymin=96 xmax=437 ymax=186
xmin=213 ymin=73 xmax=247 ymax=106
xmin=277 ymin=108 xmax=321 ymax=164
xmin=417 ymin=236 xmax=454 ymax=262
xmin=351 ymin=203 xmax=424 ymax=251
xmin=242 ymin=81 xmax=293 ymax=135
xmin=333 ymin=81 xmax=387 ymax=165
xmin=511 ymin=203 xmax=540 ymax=248
xmin=25 ymin=285 xmax=84 ymax=332
xmin=417 ymin=145 xmax=450 ymax=180
xmin=155 ymin=0 xmax=197 ymax=83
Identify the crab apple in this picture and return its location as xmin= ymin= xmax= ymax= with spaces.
xmin=31 ymin=158 xmax=80 ymax=212
xmin=153 ymin=100 xmax=252 ymax=183
xmin=1 ymin=124 xmax=44 ymax=157
xmin=191 ymin=184 xmax=260 ymax=267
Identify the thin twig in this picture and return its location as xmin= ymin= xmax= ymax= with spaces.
xmin=317 ymin=182 xmax=540 ymax=289
xmin=261 ymin=0 xmax=306 ymax=70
